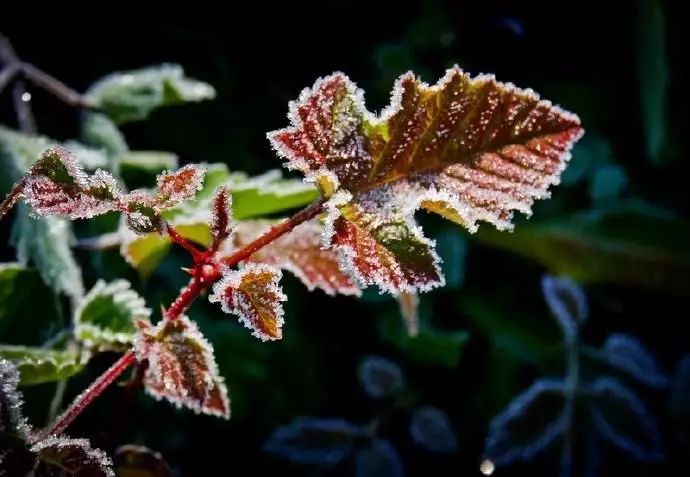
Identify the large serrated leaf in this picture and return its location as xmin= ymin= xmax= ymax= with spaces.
xmin=84 ymin=64 xmax=215 ymax=124
xmin=476 ymin=200 xmax=690 ymax=294
xmin=0 ymin=346 xmax=87 ymax=386
xmin=270 ymin=68 xmax=583 ymax=294
xmin=74 ymin=280 xmax=151 ymax=350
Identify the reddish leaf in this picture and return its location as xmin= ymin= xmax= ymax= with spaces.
xmin=31 ymin=436 xmax=114 ymax=477
xmin=156 ymin=164 xmax=204 ymax=209
xmin=209 ymin=263 xmax=286 ymax=341
xmin=22 ymin=146 xmax=122 ymax=219
xmin=231 ymin=220 xmax=360 ymax=296
xmin=134 ymin=315 xmax=230 ymax=419
xmin=270 ymin=69 xmax=583 ymax=293
xmin=210 ymin=186 xmax=233 ymax=249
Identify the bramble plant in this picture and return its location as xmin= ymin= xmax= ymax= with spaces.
xmin=0 ymin=33 xmax=582 ymax=474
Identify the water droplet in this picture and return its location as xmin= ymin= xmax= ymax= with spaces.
xmin=21 ymin=92 xmax=32 ymax=102
xmin=480 ymin=459 xmax=495 ymax=475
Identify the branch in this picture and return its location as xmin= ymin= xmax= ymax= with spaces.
xmin=36 ymin=350 xmax=137 ymax=442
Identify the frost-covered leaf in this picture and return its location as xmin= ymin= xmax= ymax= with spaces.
xmin=0 ymin=359 xmax=30 ymax=438
xmin=355 ymin=439 xmax=403 ymax=477
xmin=155 ymin=164 xmax=204 ymax=210
xmin=485 ymin=378 xmax=567 ymax=465
xmin=602 ymin=334 xmax=667 ymax=388
xmin=477 ymin=200 xmax=690 ymax=294
xmin=114 ymin=445 xmax=171 ymax=477
xmin=409 ymin=406 xmax=458 ymax=453
xmin=358 ymin=356 xmax=404 ymax=399
xmin=669 ymin=354 xmax=690 ymax=422
xmin=541 ymin=274 xmax=587 ymax=340
xmin=0 ymin=345 xmax=88 ymax=386
xmin=134 ymin=315 xmax=229 ymax=418
xmin=31 ymin=436 xmax=114 ymax=477
xmin=270 ymin=69 xmax=583 ymax=294
xmin=0 ymin=130 xmax=84 ymax=300
xmin=209 ymin=263 xmax=286 ymax=341
xmin=22 ymin=146 xmax=123 ymax=220
xmin=80 ymin=112 xmax=129 ymax=159
xmin=637 ymin=0 xmax=669 ymax=164
xmin=264 ymin=417 xmax=360 ymax=465
xmin=210 ymin=186 xmax=232 ymax=249
xmin=85 ymin=64 xmax=215 ymax=124
xmin=587 ymin=377 xmax=662 ymax=460
xmin=231 ymin=220 xmax=360 ymax=296
xmin=74 ymin=280 xmax=151 ymax=350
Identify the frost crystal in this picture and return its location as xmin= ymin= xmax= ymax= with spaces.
xmin=0 ymin=359 xmax=30 ymax=438
xmin=209 ymin=263 xmax=287 ymax=341
xmin=229 ymin=220 xmax=360 ymax=296
xmin=270 ymin=68 xmax=584 ymax=294
xmin=134 ymin=315 xmax=230 ymax=419
xmin=210 ymin=186 xmax=233 ymax=249
xmin=31 ymin=436 xmax=114 ymax=477
xmin=156 ymin=164 xmax=205 ymax=209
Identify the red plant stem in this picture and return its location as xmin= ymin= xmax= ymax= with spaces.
xmin=222 ymin=195 xmax=326 ymax=267
xmin=166 ymin=223 xmax=203 ymax=258
xmin=39 ymin=196 xmax=326 ymax=436
xmin=37 ymin=350 xmax=137 ymax=441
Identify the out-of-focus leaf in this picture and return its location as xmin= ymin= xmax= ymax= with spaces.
xmin=119 ymin=151 xmax=179 ymax=189
xmin=0 ymin=127 xmax=86 ymax=301
xmin=435 ymin=228 xmax=468 ymax=289
xmin=460 ymin=294 xmax=559 ymax=365
xmin=0 ymin=346 xmax=87 ymax=386
xmin=358 ymin=356 xmax=404 ymax=400
xmin=589 ymin=164 xmax=627 ymax=202
xmin=355 ymin=439 xmax=403 ymax=477
xmin=84 ymin=64 xmax=215 ymax=124
xmin=378 ymin=312 xmax=469 ymax=369
xmin=409 ymin=406 xmax=458 ymax=453
xmin=476 ymin=200 xmax=690 ymax=295
xmin=541 ymin=274 xmax=588 ymax=341
xmin=264 ymin=417 xmax=361 ymax=465
xmin=669 ymin=354 xmax=690 ymax=422
xmin=637 ymin=0 xmax=669 ymax=164
xmin=587 ymin=377 xmax=663 ymax=461
xmin=0 ymin=263 xmax=59 ymax=345
xmin=74 ymin=280 xmax=151 ymax=350
xmin=485 ymin=379 xmax=567 ymax=465
xmin=114 ymin=445 xmax=171 ymax=477
xmin=602 ymin=334 xmax=667 ymax=388
xmin=561 ymin=134 xmax=614 ymax=186
xmin=80 ymin=112 xmax=129 ymax=159
xmin=32 ymin=436 xmax=114 ymax=477
xmin=270 ymin=69 xmax=582 ymax=294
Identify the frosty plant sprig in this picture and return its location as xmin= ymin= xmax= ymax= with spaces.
xmin=1 ymin=33 xmax=583 ymax=475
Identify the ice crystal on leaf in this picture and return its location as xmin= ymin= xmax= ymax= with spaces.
xmin=155 ymin=164 xmax=205 ymax=210
xmin=210 ymin=186 xmax=233 ymax=249
xmin=230 ymin=220 xmax=360 ymax=296
xmin=209 ymin=263 xmax=287 ymax=341
xmin=270 ymin=69 xmax=583 ymax=294
xmin=31 ymin=436 xmax=115 ymax=477
xmin=0 ymin=359 xmax=29 ymax=439
xmin=134 ymin=315 xmax=229 ymax=419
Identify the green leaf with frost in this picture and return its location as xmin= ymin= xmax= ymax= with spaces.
xmin=85 ymin=64 xmax=216 ymax=124
xmin=80 ymin=112 xmax=129 ymax=158
xmin=0 ymin=346 xmax=87 ymax=386
xmin=74 ymin=280 xmax=151 ymax=350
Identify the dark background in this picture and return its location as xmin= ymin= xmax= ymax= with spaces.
xmin=1 ymin=1 xmax=689 ymax=475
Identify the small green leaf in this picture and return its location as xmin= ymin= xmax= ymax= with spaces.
xmin=74 ymin=280 xmax=151 ymax=350
xmin=476 ymin=200 xmax=690 ymax=295
xmin=0 ymin=346 xmax=87 ymax=386
xmin=85 ymin=64 xmax=216 ymax=124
